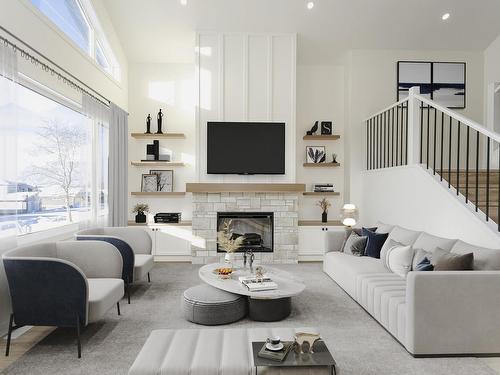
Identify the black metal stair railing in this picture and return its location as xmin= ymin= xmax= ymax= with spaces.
xmin=366 ymin=93 xmax=500 ymax=231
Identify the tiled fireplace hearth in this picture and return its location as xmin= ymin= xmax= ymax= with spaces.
xmin=191 ymin=192 xmax=300 ymax=264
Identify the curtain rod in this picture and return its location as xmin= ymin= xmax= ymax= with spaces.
xmin=0 ymin=25 xmax=111 ymax=107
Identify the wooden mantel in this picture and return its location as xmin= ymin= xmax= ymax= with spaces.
xmin=186 ymin=183 xmax=306 ymax=193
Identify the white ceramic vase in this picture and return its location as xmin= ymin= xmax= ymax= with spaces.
xmin=224 ymin=252 xmax=234 ymax=265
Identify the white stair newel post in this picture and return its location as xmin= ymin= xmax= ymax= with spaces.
xmin=406 ymin=86 xmax=421 ymax=165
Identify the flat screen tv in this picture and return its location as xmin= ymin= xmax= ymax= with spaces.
xmin=207 ymin=122 xmax=285 ymax=175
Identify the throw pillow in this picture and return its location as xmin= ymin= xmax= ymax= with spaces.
xmin=341 ymin=227 xmax=376 ymax=252
xmin=343 ymin=232 xmax=360 ymax=255
xmin=412 ymin=248 xmax=433 ymax=270
xmin=414 ymin=257 xmax=434 ymax=271
xmin=434 ymin=251 xmax=474 ymax=271
xmin=362 ymin=227 xmax=389 ymax=259
xmin=387 ymin=245 xmax=414 ymax=278
xmin=381 ymin=238 xmax=403 ymax=269
xmin=351 ymin=236 xmax=368 ymax=256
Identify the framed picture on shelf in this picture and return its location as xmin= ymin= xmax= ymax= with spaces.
xmin=321 ymin=121 xmax=333 ymax=135
xmin=149 ymin=169 xmax=173 ymax=192
xmin=141 ymin=174 xmax=158 ymax=192
xmin=306 ymin=146 xmax=326 ymax=164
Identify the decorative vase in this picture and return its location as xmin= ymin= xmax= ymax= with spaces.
xmin=321 ymin=211 xmax=328 ymax=223
xmin=135 ymin=213 xmax=147 ymax=223
xmin=224 ymin=252 xmax=234 ymax=268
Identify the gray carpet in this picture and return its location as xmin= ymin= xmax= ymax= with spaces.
xmin=2 ymin=263 xmax=496 ymax=375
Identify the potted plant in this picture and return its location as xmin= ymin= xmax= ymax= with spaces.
xmin=317 ymin=198 xmax=331 ymax=223
xmin=132 ymin=203 xmax=150 ymax=223
xmin=217 ymin=219 xmax=245 ymax=266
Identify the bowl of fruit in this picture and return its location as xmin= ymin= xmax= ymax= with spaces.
xmin=213 ymin=267 xmax=233 ymax=279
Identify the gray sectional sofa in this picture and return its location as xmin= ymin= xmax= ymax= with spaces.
xmin=324 ymin=222 xmax=500 ymax=356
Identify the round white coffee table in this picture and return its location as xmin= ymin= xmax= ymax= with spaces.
xmin=198 ymin=263 xmax=305 ymax=321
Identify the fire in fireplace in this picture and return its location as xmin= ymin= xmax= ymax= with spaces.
xmin=216 ymin=212 xmax=274 ymax=253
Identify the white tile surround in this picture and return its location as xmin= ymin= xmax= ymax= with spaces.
xmin=191 ymin=192 xmax=300 ymax=264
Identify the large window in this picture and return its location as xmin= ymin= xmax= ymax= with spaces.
xmin=29 ymin=0 xmax=120 ymax=80
xmin=0 ymin=76 xmax=108 ymax=237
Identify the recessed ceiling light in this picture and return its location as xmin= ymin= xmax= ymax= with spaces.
xmin=307 ymin=2 xmax=314 ymax=10
xmin=180 ymin=0 xmax=187 ymax=6
xmin=442 ymin=13 xmax=450 ymax=20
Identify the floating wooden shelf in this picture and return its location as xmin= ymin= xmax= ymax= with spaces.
xmin=131 ymin=133 xmax=185 ymax=139
xmin=186 ymin=183 xmax=306 ymax=193
xmin=128 ymin=220 xmax=192 ymax=227
xmin=302 ymin=135 xmax=340 ymax=140
xmin=131 ymin=161 xmax=185 ymax=167
xmin=303 ymin=163 xmax=340 ymax=168
xmin=131 ymin=192 xmax=186 ymax=196
xmin=302 ymin=192 xmax=340 ymax=196
xmin=298 ymin=220 xmax=343 ymax=226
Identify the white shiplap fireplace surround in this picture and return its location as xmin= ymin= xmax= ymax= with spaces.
xmin=188 ymin=184 xmax=304 ymax=264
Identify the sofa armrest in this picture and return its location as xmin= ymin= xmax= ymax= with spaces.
xmin=325 ymin=229 xmax=346 ymax=253
xmin=406 ymin=271 xmax=500 ymax=355
xmin=56 ymin=241 xmax=122 ymax=279
xmin=75 ymin=235 xmax=134 ymax=283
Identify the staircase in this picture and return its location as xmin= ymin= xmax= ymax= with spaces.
xmin=366 ymin=87 xmax=500 ymax=231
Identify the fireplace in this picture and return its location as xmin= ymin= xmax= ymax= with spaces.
xmin=217 ymin=212 xmax=274 ymax=253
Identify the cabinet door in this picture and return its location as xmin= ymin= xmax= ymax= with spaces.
xmin=153 ymin=226 xmax=192 ymax=256
xmin=298 ymin=227 xmax=327 ymax=256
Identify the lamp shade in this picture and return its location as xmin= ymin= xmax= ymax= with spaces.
xmin=341 ymin=203 xmax=358 ymax=227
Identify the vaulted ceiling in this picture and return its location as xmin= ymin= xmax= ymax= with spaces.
xmin=102 ymin=0 xmax=500 ymax=64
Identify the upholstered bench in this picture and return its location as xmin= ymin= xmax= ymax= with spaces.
xmin=182 ymin=284 xmax=247 ymax=325
xmin=129 ymin=327 xmax=333 ymax=375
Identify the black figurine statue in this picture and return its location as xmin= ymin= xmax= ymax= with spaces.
xmin=306 ymin=121 xmax=319 ymax=136
xmin=156 ymin=109 xmax=164 ymax=134
xmin=145 ymin=114 xmax=152 ymax=134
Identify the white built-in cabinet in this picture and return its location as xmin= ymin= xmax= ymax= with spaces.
xmin=298 ymin=226 xmax=345 ymax=261
xmin=145 ymin=226 xmax=192 ymax=261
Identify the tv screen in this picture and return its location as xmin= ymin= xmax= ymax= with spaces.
xmin=207 ymin=122 xmax=285 ymax=175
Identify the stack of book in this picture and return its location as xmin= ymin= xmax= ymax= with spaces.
xmin=257 ymin=342 xmax=293 ymax=361
xmin=238 ymin=275 xmax=278 ymax=292
xmin=313 ymin=183 xmax=335 ymax=192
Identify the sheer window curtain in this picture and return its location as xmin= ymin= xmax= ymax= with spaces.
xmin=0 ymin=41 xmax=18 ymax=334
xmin=109 ymin=103 xmax=128 ymax=227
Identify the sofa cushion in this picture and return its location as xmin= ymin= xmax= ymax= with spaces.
xmin=450 ymin=240 xmax=500 ymax=270
xmin=323 ymin=252 xmax=390 ymax=297
xmin=380 ymin=226 xmax=421 ymax=256
xmin=381 ymin=238 xmax=403 ymax=269
xmin=343 ymin=232 xmax=365 ymax=256
xmin=375 ymin=221 xmax=395 ymax=234
xmin=363 ymin=228 xmax=388 ymax=259
xmin=433 ymin=249 xmax=474 ymax=271
xmin=414 ymin=257 xmax=434 ymax=271
xmin=412 ymin=248 xmax=433 ymax=270
xmin=412 ymin=232 xmax=457 ymax=253
xmin=387 ymin=245 xmax=414 ymax=278
xmin=87 ymin=278 xmax=124 ymax=323
xmin=134 ymin=254 xmax=154 ymax=281
xmin=342 ymin=227 xmax=375 ymax=252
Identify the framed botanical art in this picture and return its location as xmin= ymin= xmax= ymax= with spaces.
xmin=141 ymin=174 xmax=158 ymax=192
xmin=397 ymin=61 xmax=466 ymax=109
xmin=149 ymin=169 xmax=173 ymax=192
xmin=306 ymin=146 xmax=326 ymax=164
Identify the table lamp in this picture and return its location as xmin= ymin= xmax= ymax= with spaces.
xmin=341 ymin=203 xmax=358 ymax=228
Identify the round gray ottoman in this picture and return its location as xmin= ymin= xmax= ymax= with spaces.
xmin=182 ymin=284 xmax=247 ymax=325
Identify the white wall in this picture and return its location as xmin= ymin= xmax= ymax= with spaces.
xmin=128 ymin=62 xmax=196 ymax=220
xmin=296 ymin=65 xmax=345 ymax=220
xmin=362 ymin=165 xmax=500 ymax=248
xmin=0 ymin=0 xmax=128 ymax=108
xmin=484 ymin=34 xmax=500 ymax=130
xmin=196 ymin=33 xmax=296 ymax=183
xmin=345 ymin=49 xmax=485 ymax=213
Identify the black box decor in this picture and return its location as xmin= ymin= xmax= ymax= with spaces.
xmin=144 ymin=140 xmax=160 ymax=161
xmin=321 ymin=121 xmax=332 ymax=135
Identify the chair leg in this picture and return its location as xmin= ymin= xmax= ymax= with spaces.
xmin=117 ymin=302 xmax=121 ymax=316
xmin=127 ymin=283 xmax=131 ymax=304
xmin=147 ymin=272 xmax=151 ymax=283
xmin=5 ymin=314 xmax=13 ymax=356
xmin=76 ymin=315 xmax=81 ymax=359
